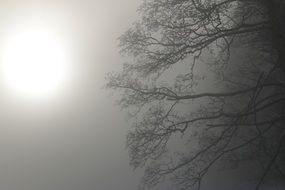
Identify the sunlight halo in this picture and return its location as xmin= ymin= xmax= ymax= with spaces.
xmin=1 ymin=22 xmax=68 ymax=101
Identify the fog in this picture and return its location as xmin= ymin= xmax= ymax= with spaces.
xmin=0 ymin=0 xmax=284 ymax=190
xmin=0 ymin=1 xmax=143 ymax=190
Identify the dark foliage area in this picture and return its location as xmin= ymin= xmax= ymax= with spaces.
xmin=107 ymin=0 xmax=285 ymax=189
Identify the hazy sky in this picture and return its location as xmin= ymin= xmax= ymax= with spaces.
xmin=0 ymin=1 xmax=275 ymax=190
xmin=0 ymin=1 xmax=144 ymax=190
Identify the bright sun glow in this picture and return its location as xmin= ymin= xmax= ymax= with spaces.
xmin=1 ymin=24 xmax=68 ymax=100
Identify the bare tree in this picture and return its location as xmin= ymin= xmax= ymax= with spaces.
xmin=107 ymin=0 xmax=285 ymax=189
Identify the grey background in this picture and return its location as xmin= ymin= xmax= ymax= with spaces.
xmin=0 ymin=1 xmax=143 ymax=190
xmin=0 ymin=1 xmax=259 ymax=190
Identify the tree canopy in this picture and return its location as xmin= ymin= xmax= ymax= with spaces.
xmin=107 ymin=0 xmax=285 ymax=189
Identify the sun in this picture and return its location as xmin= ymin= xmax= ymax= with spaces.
xmin=1 ymin=24 xmax=68 ymax=100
